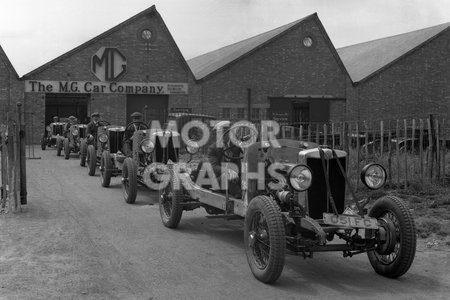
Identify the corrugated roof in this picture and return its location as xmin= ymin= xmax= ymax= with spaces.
xmin=187 ymin=15 xmax=314 ymax=80
xmin=0 ymin=45 xmax=19 ymax=78
xmin=337 ymin=22 xmax=450 ymax=83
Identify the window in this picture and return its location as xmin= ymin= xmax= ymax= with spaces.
xmin=251 ymin=108 xmax=260 ymax=121
xmin=222 ymin=108 xmax=231 ymax=119
xmin=237 ymin=108 xmax=245 ymax=119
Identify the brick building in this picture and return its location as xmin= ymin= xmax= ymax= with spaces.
xmin=338 ymin=23 xmax=450 ymax=122
xmin=0 ymin=5 xmax=448 ymax=142
xmin=20 ymin=6 xmax=196 ymax=141
xmin=187 ymin=13 xmax=350 ymax=126
xmin=0 ymin=45 xmax=22 ymax=123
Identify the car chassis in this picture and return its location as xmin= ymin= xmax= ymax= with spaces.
xmin=159 ymin=132 xmax=416 ymax=284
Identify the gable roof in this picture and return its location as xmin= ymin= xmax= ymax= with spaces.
xmin=187 ymin=13 xmax=349 ymax=81
xmin=337 ymin=22 xmax=450 ymax=83
xmin=0 ymin=45 xmax=19 ymax=78
xmin=22 ymin=5 xmax=193 ymax=79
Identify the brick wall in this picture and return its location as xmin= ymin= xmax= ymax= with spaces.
xmin=22 ymin=9 xmax=194 ymax=143
xmin=347 ymin=29 xmax=450 ymax=122
xmin=199 ymin=17 xmax=347 ymax=122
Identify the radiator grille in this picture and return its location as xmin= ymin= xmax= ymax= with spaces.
xmin=109 ymin=130 xmax=125 ymax=154
xmin=306 ymin=157 xmax=346 ymax=219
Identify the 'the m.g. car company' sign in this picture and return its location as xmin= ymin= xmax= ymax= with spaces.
xmin=24 ymin=80 xmax=188 ymax=95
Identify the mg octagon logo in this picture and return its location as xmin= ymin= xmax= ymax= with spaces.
xmin=91 ymin=47 xmax=127 ymax=82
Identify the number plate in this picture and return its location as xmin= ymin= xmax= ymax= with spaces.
xmin=323 ymin=213 xmax=378 ymax=229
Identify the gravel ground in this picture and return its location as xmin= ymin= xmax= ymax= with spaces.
xmin=0 ymin=148 xmax=449 ymax=299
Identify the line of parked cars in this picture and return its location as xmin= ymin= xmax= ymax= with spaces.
xmin=43 ymin=114 xmax=417 ymax=284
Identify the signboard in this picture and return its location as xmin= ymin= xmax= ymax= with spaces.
xmin=271 ymin=111 xmax=290 ymax=127
xmin=170 ymin=107 xmax=192 ymax=114
xmin=25 ymin=80 xmax=188 ymax=95
xmin=92 ymin=47 xmax=127 ymax=81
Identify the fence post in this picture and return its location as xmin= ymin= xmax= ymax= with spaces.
xmin=331 ymin=123 xmax=335 ymax=148
xmin=435 ymin=118 xmax=440 ymax=182
xmin=404 ymin=119 xmax=408 ymax=189
xmin=18 ymin=104 xmax=27 ymax=205
xmin=380 ymin=120 xmax=384 ymax=157
xmin=387 ymin=120 xmax=392 ymax=185
xmin=427 ymin=116 xmax=434 ymax=181
xmin=315 ymin=123 xmax=320 ymax=144
xmin=419 ymin=119 xmax=424 ymax=185
xmin=323 ymin=124 xmax=328 ymax=146
xmin=396 ymin=120 xmax=400 ymax=187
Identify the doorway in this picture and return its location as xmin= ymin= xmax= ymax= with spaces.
xmin=126 ymin=94 xmax=168 ymax=124
xmin=45 ymin=94 xmax=89 ymax=125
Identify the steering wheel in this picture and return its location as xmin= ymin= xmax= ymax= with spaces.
xmin=221 ymin=125 xmax=259 ymax=160
xmin=98 ymin=120 xmax=110 ymax=126
xmin=123 ymin=121 xmax=150 ymax=141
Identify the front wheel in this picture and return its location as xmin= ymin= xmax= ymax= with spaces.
xmin=122 ymin=158 xmax=137 ymax=204
xmin=367 ymin=195 xmax=416 ymax=278
xmin=244 ymin=196 xmax=285 ymax=284
xmin=56 ymin=137 xmax=62 ymax=156
xmin=86 ymin=145 xmax=96 ymax=176
xmin=41 ymin=136 xmax=46 ymax=150
xmin=100 ymin=151 xmax=113 ymax=187
xmin=159 ymin=170 xmax=183 ymax=228
xmin=64 ymin=138 xmax=70 ymax=160
xmin=80 ymin=140 xmax=87 ymax=166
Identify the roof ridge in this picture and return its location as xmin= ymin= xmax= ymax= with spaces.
xmin=338 ymin=21 xmax=450 ymax=50
xmin=188 ymin=14 xmax=314 ymax=62
xmin=0 ymin=44 xmax=19 ymax=78
xmin=22 ymin=5 xmax=157 ymax=78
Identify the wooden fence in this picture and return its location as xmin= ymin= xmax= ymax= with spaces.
xmin=0 ymin=103 xmax=27 ymax=213
xmin=281 ymin=116 xmax=449 ymax=189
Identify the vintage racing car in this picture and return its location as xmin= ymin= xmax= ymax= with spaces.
xmin=121 ymin=128 xmax=181 ymax=204
xmin=158 ymin=124 xmax=416 ymax=284
xmin=41 ymin=121 xmax=67 ymax=150
xmin=63 ymin=124 xmax=87 ymax=160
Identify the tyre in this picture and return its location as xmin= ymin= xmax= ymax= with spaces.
xmin=159 ymin=169 xmax=183 ymax=228
xmin=244 ymin=196 xmax=285 ymax=284
xmin=56 ymin=137 xmax=62 ymax=156
xmin=80 ymin=140 xmax=87 ymax=166
xmin=367 ymin=195 xmax=416 ymax=278
xmin=86 ymin=145 xmax=96 ymax=176
xmin=100 ymin=151 xmax=113 ymax=187
xmin=41 ymin=136 xmax=46 ymax=150
xmin=64 ymin=138 xmax=70 ymax=160
xmin=122 ymin=158 xmax=137 ymax=204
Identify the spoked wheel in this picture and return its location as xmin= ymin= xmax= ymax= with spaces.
xmin=367 ymin=195 xmax=416 ymax=278
xmin=122 ymin=158 xmax=137 ymax=204
xmin=56 ymin=138 xmax=62 ymax=156
xmin=159 ymin=170 xmax=183 ymax=228
xmin=64 ymin=138 xmax=70 ymax=160
xmin=100 ymin=151 xmax=113 ymax=187
xmin=244 ymin=196 xmax=285 ymax=284
xmin=41 ymin=136 xmax=46 ymax=150
xmin=80 ymin=140 xmax=87 ymax=166
xmin=86 ymin=145 xmax=96 ymax=176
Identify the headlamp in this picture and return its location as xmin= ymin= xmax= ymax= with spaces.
xmin=140 ymin=138 xmax=155 ymax=153
xmin=287 ymin=164 xmax=312 ymax=192
xmin=360 ymin=163 xmax=387 ymax=190
xmin=98 ymin=133 xmax=108 ymax=143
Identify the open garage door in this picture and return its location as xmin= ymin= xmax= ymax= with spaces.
xmin=45 ymin=94 xmax=89 ymax=125
xmin=126 ymin=94 xmax=168 ymax=124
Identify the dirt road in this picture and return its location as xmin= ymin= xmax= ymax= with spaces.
xmin=1 ymin=148 xmax=449 ymax=299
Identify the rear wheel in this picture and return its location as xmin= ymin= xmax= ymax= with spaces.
xmin=159 ymin=170 xmax=183 ymax=228
xmin=64 ymin=138 xmax=70 ymax=160
xmin=56 ymin=137 xmax=62 ymax=156
xmin=86 ymin=145 xmax=96 ymax=176
xmin=244 ymin=196 xmax=285 ymax=284
xmin=100 ymin=151 xmax=113 ymax=187
xmin=122 ymin=158 xmax=137 ymax=204
xmin=41 ymin=136 xmax=46 ymax=150
xmin=80 ymin=140 xmax=87 ymax=166
xmin=367 ymin=195 xmax=416 ymax=278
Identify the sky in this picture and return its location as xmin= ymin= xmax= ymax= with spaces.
xmin=1 ymin=0 xmax=449 ymax=76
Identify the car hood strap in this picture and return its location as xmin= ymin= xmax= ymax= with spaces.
xmin=318 ymin=147 xmax=339 ymax=216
